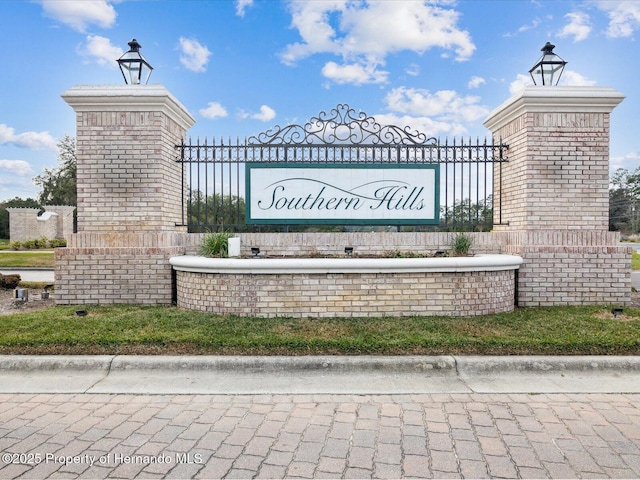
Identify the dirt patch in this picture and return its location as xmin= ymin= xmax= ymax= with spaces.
xmin=631 ymin=291 xmax=640 ymax=308
xmin=0 ymin=288 xmax=55 ymax=316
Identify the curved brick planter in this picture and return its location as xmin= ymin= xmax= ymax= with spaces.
xmin=170 ymin=254 xmax=523 ymax=318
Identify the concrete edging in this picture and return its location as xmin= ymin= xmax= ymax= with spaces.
xmin=2 ymin=355 xmax=640 ymax=374
xmin=3 ymin=355 xmax=640 ymax=394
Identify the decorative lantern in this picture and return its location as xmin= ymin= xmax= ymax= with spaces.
xmin=117 ymin=38 xmax=153 ymax=85
xmin=529 ymin=42 xmax=567 ymax=86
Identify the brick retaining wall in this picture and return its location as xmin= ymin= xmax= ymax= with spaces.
xmin=175 ymin=269 xmax=517 ymax=318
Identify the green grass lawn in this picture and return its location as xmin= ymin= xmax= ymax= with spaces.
xmin=633 ymin=251 xmax=640 ymax=270
xmin=1 ymin=303 xmax=638 ymax=356
xmin=0 ymin=251 xmax=55 ymax=268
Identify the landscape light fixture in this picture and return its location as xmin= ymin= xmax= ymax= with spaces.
xmin=529 ymin=42 xmax=567 ymax=86
xmin=251 ymin=247 xmax=260 ymax=258
xmin=117 ymin=38 xmax=153 ymax=85
xmin=345 ymin=247 xmax=354 ymax=256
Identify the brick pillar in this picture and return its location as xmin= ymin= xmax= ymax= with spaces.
xmin=484 ymin=86 xmax=631 ymax=306
xmin=55 ymin=85 xmax=195 ymax=305
xmin=5 ymin=208 xmax=40 ymax=243
xmin=44 ymin=205 xmax=76 ymax=241
xmin=485 ymin=86 xmax=624 ymax=231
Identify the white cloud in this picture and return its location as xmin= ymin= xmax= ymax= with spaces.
xmin=558 ymin=70 xmax=597 ymax=87
xmin=0 ymin=160 xmax=34 ymax=177
xmin=0 ymin=124 xmax=57 ymax=151
xmin=322 ymin=61 xmax=388 ymax=85
xmin=378 ymin=87 xmax=490 ymax=138
xmin=519 ymin=18 xmax=541 ymax=33
xmin=509 ymin=73 xmax=533 ymax=95
xmin=39 ymin=0 xmax=117 ymax=32
xmin=235 ymin=0 xmax=254 ymax=17
xmin=374 ymin=113 xmax=467 ymax=138
xmin=610 ymin=151 xmax=640 ymax=173
xmin=595 ymin=0 xmax=640 ymax=38
xmin=199 ymin=102 xmax=228 ymax=120
xmin=558 ymin=11 xmax=592 ymax=42
xmin=238 ymin=105 xmax=277 ymax=122
xmin=179 ymin=37 xmax=212 ymax=73
xmin=251 ymin=105 xmax=277 ymax=122
xmin=280 ymin=0 xmax=475 ymax=85
xmin=406 ymin=63 xmax=420 ymax=77
xmin=385 ymin=87 xmax=489 ymax=124
xmin=504 ymin=16 xmax=548 ymax=38
xmin=79 ymin=35 xmax=123 ymax=68
xmin=468 ymin=76 xmax=486 ymax=89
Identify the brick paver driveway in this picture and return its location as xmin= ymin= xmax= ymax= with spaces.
xmin=1 ymin=393 xmax=639 ymax=479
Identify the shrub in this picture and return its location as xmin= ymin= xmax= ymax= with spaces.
xmin=0 ymin=274 xmax=21 ymax=289
xmin=198 ymin=231 xmax=231 ymax=258
xmin=49 ymin=238 xmax=67 ymax=248
xmin=22 ymin=239 xmax=37 ymax=249
xmin=10 ymin=241 xmax=21 ymax=250
xmin=35 ymin=237 xmax=50 ymax=249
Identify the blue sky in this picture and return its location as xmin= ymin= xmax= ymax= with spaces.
xmin=1 ymin=0 xmax=640 ymax=202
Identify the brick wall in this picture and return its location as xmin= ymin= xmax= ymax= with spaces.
xmin=55 ymin=84 xmax=631 ymax=310
xmin=176 ymin=269 xmax=517 ymax=318
xmin=6 ymin=207 xmax=75 ymax=243
xmin=180 ymin=231 xmax=503 ymax=257
xmin=73 ymin=110 xmax=187 ymax=232
xmin=498 ymin=230 xmax=631 ymax=306
xmin=5 ymin=208 xmax=40 ymax=243
xmin=55 ymin=245 xmax=184 ymax=305
xmin=492 ymin=111 xmax=611 ymax=231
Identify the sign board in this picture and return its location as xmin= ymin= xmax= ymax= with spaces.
xmin=246 ymin=163 xmax=439 ymax=225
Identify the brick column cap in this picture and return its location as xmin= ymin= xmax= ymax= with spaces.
xmin=5 ymin=207 xmax=41 ymax=212
xmin=484 ymin=85 xmax=625 ymax=133
xmin=61 ymin=84 xmax=196 ymax=131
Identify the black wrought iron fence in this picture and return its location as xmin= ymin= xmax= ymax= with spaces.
xmin=175 ymin=104 xmax=508 ymax=232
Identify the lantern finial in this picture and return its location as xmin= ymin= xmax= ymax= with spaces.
xmin=117 ymin=38 xmax=153 ymax=85
xmin=529 ymin=41 xmax=567 ymax=86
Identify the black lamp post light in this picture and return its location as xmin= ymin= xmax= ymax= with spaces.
xmin=117 ymin=38 xmax=153 ymax=85
xmin=529 ymin=42 xmax=567 ymax=86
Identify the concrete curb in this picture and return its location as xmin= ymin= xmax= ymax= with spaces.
xmin=2 ymin=355 xmax=640 ymax=373
xmin=456 ymin=355 xmax=640 ymax=373
xmin=109 ymin=355 xmax=457 ymax=374
xmin=0 ymin=355 xmax=113 ymax=371
xmin=3 ymin=355 xmax=640 ymax=394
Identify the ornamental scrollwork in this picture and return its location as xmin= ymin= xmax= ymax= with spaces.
xmin=247 ymin=104 xmax=437 ymax=146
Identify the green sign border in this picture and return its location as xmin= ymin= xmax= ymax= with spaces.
xmin=246 ymin=163 xmax=440 ymax=225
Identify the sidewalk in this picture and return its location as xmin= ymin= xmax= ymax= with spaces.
xmin=1 ymin=356 xmax=640 ymax=479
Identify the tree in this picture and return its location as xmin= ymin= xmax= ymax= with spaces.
xmin=187 ymin=192 xmax=247 ymax=233
xmin=610 ymin=166 xmax=640 ymax=234
xmin=439 ymin=196 xmax=493 ymax=232
xmin=33 ymin=134 xmax=76 ymax=207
